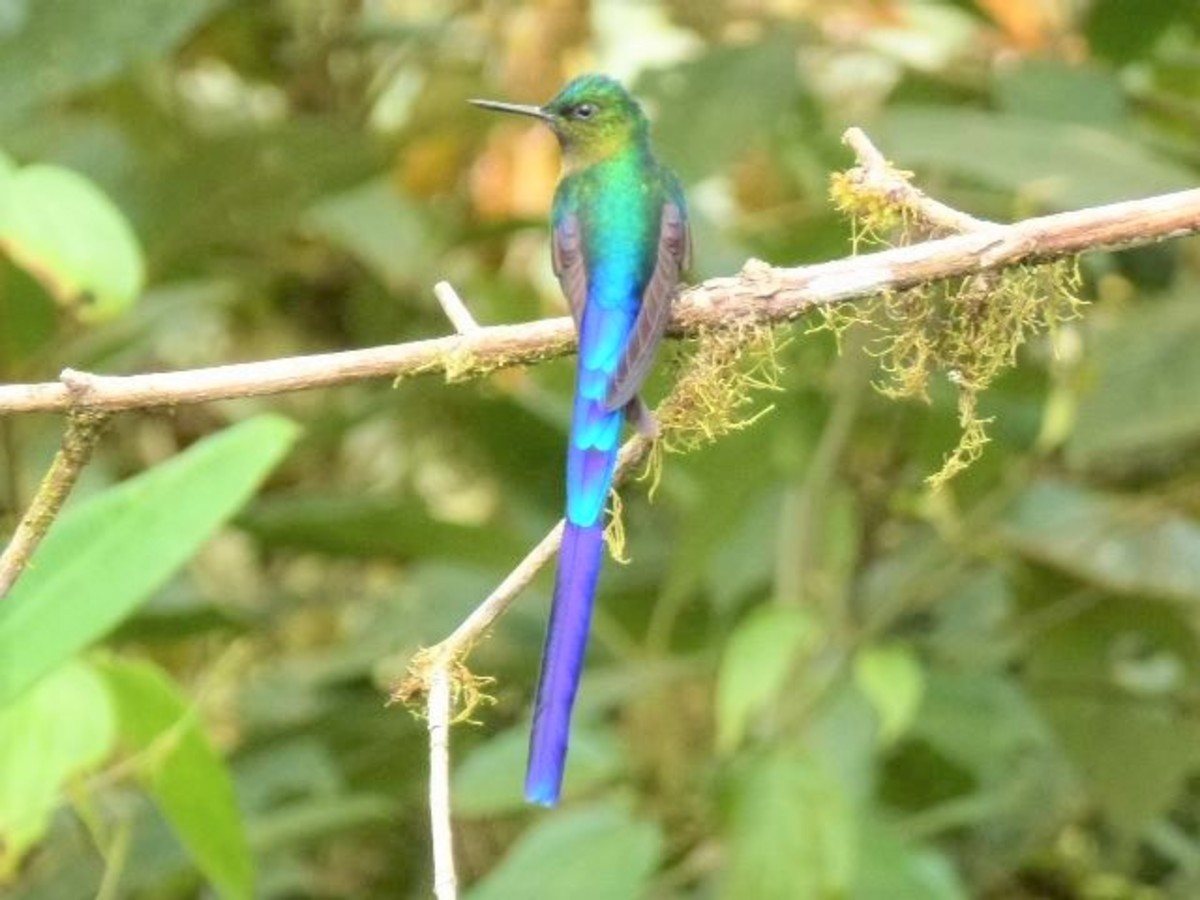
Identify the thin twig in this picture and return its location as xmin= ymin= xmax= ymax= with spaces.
xmin=1 ymin=185 xmax=1198 ymax=416
xmin=403 ymin=435 xmax=652 ymax=681
xmin=392 ymin=443 xmax=658 ymax=900
xmin=427 ymin=666 xmax=457 ymax=900
xmin=0 ymin=409 xmax=111 ymax=598
xmin=421 ymin=280 xmax=495 ymax=900
xmin=433 ymin=281 xmax=480 ymax=334
xmin=842 ymin=126 xmax=993 ymax=233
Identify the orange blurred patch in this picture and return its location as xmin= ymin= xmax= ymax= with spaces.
xmin=469 ymin=125 xmax=560 ymax=221
xmin=975 ymin=0 xmax=1069 ymax=52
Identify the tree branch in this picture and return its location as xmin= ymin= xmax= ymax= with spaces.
xmin=841 ymin=126 xmax=993 ymax=233
xmin=2 ymin=186 xmax=1197 ymax=417
xmin=427 ymin=666 xmax=457 ymax=900
xmin=2 ymin=124 xmax=1197 ymax=894
xmin=0 ymin=410 xmax=111 ymax=598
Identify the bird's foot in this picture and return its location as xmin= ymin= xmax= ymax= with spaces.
xmin=626 ymin=396 xmax=659 ymax=439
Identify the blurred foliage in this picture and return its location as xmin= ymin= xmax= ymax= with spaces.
xmin=1 ymin=1 xmax=1200 ymax=898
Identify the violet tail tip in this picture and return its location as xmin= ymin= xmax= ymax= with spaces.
xmin=523 ymin=521 xmax=606 ymax=807
xmin=524 ymin=775 xmax=560 ymax=807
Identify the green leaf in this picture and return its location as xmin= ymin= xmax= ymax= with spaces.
xmin=0 ymin=415 xmax=299 ymax=706
xmin=722 ymin=748 xmax=856 ymax=900
xmin=1087 ymin=0 xmax=1195 ymax=62
xmin=303 ymin=177 xmax=440 ymax=288
xmin=1001 ymin=479 xmax=1200 ymax=603
xmin=716 ymin=605 xmax=821 ymax=753
xmin=98 ymin=656 xmax=253 ymax=899
xmin=0 ymin=163 xmax=145 ymax=321
xmin=240 ymin=492 xmax=526 ymax=567
xmin=908 ymin=668 xmax=1077 ymax=868
xmin=1068 ymin=293 xmax=1200 ymax=471
xmin=453 ymin=724 xmax=623 ymax=818
xmin=661 ymin=430 xmax=783 ymax=616
xmin=804 ymin=684 xmax=881 ymax=809
xmin=707 ymin=489 xmax=784 ymax=614
xmin=0 ymin=0 xmax=222 ymax=124
xmin=248 ymin=794 xmax=393 ymax=855
xmin=1025 ymin=599 xmax=1200 ymax=835
xmin=466 ymin=804 xmax=661 ymax=900
xmin=639 ymin=36 xmax=801 ymax=181
xmin=993 ymin=60 xmax=1126 ymax=128
xmin=853 ymin=643 xmax=924 ymax=744
xmin=914 ymin=669 xmax=1063 ymax=788
xmin=132 ymin=122 xmax=383 ymax=271
xmin=871 ymin=107 xmax=1196 ymax=209
xmin=854 ymin=818 xmax=966 ymax=900
xmin=0 ymin=659 xmax=115 ymax=880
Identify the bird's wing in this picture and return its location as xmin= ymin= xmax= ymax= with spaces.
xmin=552 ymin=212 xmax=588 ymax=329
xmin=605 ymin=199 xmax=690 ymax=411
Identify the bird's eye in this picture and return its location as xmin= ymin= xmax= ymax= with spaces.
xmin=572 ymin=103 xmax=597 ymax=120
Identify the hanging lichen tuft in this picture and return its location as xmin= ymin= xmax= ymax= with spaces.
xmin=827 ymin=160 xmax=1086 ymax=487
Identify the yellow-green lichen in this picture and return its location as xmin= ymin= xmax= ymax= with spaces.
xmin=641 ymin=322 xmax=787 ymax=495
xmin=829 ymin=166 xmax=915 ymax=253
xmin=390 ymin=651 xmax=497 ymax=725
xmin=603 ymin=488 xmax=630 ymax=564
xmin=442 ymin=345 xmax=481 ymax=382
xmin=828 ymin=167 xmax=1086 ymax=488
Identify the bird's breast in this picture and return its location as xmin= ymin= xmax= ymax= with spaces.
xmin=582 ymin=172 xmax=657 ymax=312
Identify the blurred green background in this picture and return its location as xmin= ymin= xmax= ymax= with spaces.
xmin=2 ymin=1 xmax=1200 ymax=898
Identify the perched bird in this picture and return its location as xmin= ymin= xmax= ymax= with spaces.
xmin=471 ymin=74 xmax=690 ymax=806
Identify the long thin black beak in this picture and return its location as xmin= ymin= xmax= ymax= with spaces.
xmin=468 ymin=98 xmax=551 ymax=121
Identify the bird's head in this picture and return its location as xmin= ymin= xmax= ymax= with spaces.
xmin=471 ymin=74 xmax=649 ymax=169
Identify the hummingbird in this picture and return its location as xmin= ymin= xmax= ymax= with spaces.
xmin=471 ymin=74 xmax=690 ymax=806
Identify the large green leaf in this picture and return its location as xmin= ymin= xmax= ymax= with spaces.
xmin=1024 ymin=599 xmax=1200 ymax=835
xmin=659 ymin=429 xmax=788 ymax=617
xmin=240 ymin=492 xmax=526 ymax=567
xmin=993 ymin=59 xmax=1126 ymax=128
xmin=722 ymin=748 xmax=856 ymax=900
xmin=853 ymin=642 xmax=924 ymax=745
xmin=871 ymin=107 xmax=1196 ymax=209
xmin=0 ymin=660 xmax=115 ymax=881
xmin=303 ymin=177 xmax=442 ymax=289
xmin=0 ymin=415 xmax=299 ymax=706
xmin=908 ymin=668 xmax=1076 ymax=867
xmin=99 ymin=656 xmax=253 ymax=899
xmin=913 ymin=669 xmax=1065 ymax=790
xmin=130 ymin=122 xmax=383 ymax=272
xmin=1087 ymin=0 xmax=1197 ymax=62
xmin=1001 ymin=480 xmax=1200 ymax=603
xmin=639 ymin=35 xmax=802 ymax=181
xmin=853 ymin=818 xmax=966 ymax=900
xmin=1068 ymin=293 xmax=1200 ymax=471
xmin=0 ymin=0 xmax=223 ymax=125
xmin=467 ymin=804 xmax=661 ymax=900
xmin=716 ymin=604 xmax=821 ymax=753
xmin=0 ymin=163 xmax=145 ymax=321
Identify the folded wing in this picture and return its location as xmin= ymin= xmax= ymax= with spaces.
xmin=605 ymin=199 xmax=690 ymax=411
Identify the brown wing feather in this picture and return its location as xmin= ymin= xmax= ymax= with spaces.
xmin=552 ymin=213 xmax=587 ymax=329
xmin=605 ymin=200 xmax=690 ymax=411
